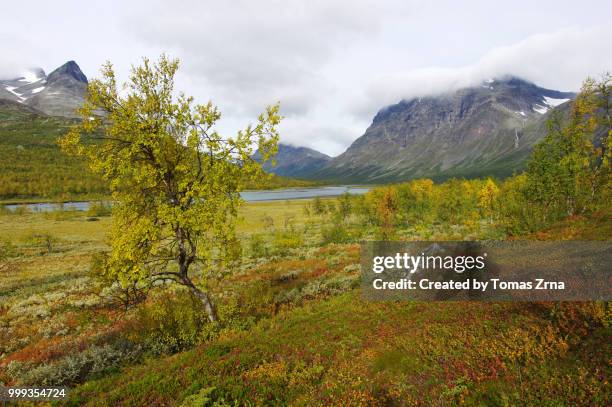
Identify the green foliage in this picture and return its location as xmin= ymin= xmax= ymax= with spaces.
xmin=0 ymin=106 xmax=109 ymax=200
xmin=180 ymin=387 xmax=225 ymax=407
xmin=336 ymin=193 xmax=352 ymax=220
xmin=436 ymin=179 xmax=479 ymax=224
xmin=59 ymin=55 xmax=281 ymax=321
xmin=312 ymin=197 xmax=326 ymax=215
xmin=86 ymin=201 xmax=112 ymax=217
xmin=477 ymin=178 xmax=500 ymax=223
xmin=243 ymin=173 xmax=321 ymax=190
xmin=526 ymin=74 xmax=611 ymax=222
xmin=496 ymin=174 xmax=545 ymax=234
xmin=395 ymin=179 xmax=435 ymax=225
xmin=249 ymin=233 xmax=270 ymax=258
xmin=320 ymin=224 xmax=352 ymax=245
xmin=273 ymin=230 xmax=303 ymax=256
xmin=131 ymin=290 xmax=211 ymax=354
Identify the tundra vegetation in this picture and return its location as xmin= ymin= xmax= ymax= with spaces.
xmin=0 ymin=68 xmax=609 ymax=405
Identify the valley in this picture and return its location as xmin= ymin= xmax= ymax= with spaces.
xmin=0 ymin=52 xmax=609 ymax=406
xmin=257 ymin=77 xmax=575 ymax=182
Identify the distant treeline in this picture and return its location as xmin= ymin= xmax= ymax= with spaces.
xmin=0 ymin=111 xmax=108 ymax=201
xmin=0 ymin=112 xmax=319 ymax=201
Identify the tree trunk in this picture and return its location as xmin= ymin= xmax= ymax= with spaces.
xmin=189 ymin=285 xmax=219 ymax=322
xmin=175 ymin=228 xmax=218 ymax=322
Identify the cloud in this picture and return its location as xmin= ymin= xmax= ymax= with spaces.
xmin=123 ymin=0 xmax=401 ymax=117
xmin=0 ymin=33 xmax=40 ymax=79
xmin=278 ymin=117 xmax=364 ymax=157
xmin=354 ymin=26 xmax=612 ymax=117
xmin=1 ymin=1 xmax=611 ymax=156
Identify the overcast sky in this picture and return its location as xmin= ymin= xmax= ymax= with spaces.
xmin=2 ymin=0 xmax=611 ymax=156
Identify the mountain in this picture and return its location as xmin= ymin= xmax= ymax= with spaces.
xmin=0 ymin=61 xmax=87 ymax=118
xmin=0 ymin=68 xmax=46 ymax=103
xmin=254 ymin=143 xmax=331 ymax=178
xmin=0 ymin=98 xmax=45 ymax=117
xmin=314 ymin=77 xmax=575 ymax=182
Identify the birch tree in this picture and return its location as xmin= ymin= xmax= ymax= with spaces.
xmin=60 ymin=55 xmax=280 ymax=321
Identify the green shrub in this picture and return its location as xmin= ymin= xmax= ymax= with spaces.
xmin=272 ymin=230 xmax=303 ymax=256
xmin=321 ymin=224 xmax=351 ymax=245
xmin=249 ymin=233 xmax=269 ymax=258
xmin=180 ymin=386 xmax=237 ymax=407
xmin=180 ymin=387 xmax=217 ymax=406
xmin=131 ymin=290 xmax=210 ymax=354
xmin=312 ymin=197 xmax=326 ymax=215
xmin=86 ymin=201 xmax=112 ymax=217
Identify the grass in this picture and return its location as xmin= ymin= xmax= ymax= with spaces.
xmin=0 ymin=200 xmax=609 ymax=406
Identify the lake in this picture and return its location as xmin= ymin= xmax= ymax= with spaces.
xmin=2 ymin=186 xmax=370 ymax=213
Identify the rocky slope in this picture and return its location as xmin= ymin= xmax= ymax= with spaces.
xmin=0 ymin=61 xmax=87 ymax=118
xmin=314 ymin=77 xmax=575 ymax=182
xmin=254 ymin=143 xmax=331 ymax=178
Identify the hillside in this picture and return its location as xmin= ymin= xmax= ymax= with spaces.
xmin=314 ymin=77 xmax=575 ymax=182
xmin=67 ymin=293 xmax=610 ymax=406
xmin=0 ymin=100 xmax=107 ymax=200
xmin=254 ymin=143 xmax=331 ymax=178
xmin=0 ymin=102 xmax=317 ymax=202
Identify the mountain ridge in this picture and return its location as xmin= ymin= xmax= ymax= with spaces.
xmin=253 ymin=143 xmax=331 ymax=179
xmin=312 ymin=76 xmax=575 ymax=182
xmin=0 ymin=61 xmax=88 ymax=118
xmin=0 ymin=66 xmax=578 ymax=183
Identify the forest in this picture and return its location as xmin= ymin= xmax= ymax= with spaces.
xmin=0 ymin=102 xmax=317 ymax=202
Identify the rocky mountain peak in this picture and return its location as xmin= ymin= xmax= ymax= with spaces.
xmin=47 ymin=60 xmax=87 ymax=84
xmin=0 ymin=60 xmax=90 ymax=118
xmin=313 ymin=77 xmax=576 ymax=182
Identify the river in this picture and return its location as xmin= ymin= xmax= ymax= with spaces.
xmin=3 ymin=186 xmax=370 ymax=213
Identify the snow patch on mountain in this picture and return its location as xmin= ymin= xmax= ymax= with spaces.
xmin=543 ymin=96 xmax=570 ymax=107
xmin=3 ymin=85 xmax=25 ymax=101
xmin=532 ymin=96 xmax=570 ymax=114
xmin=533 ymin=105 xmax=548 ymax=114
